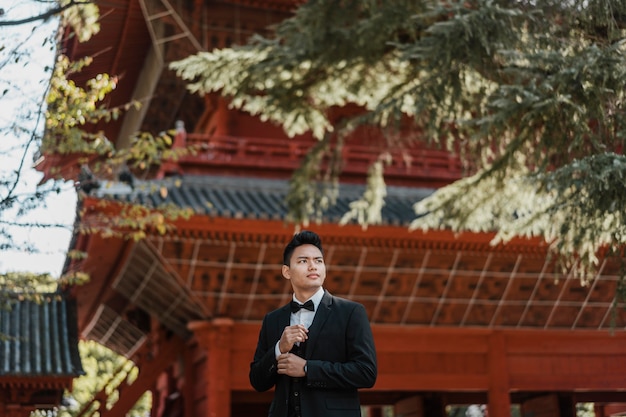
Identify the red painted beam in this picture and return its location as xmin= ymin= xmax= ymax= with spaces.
xmin=228 ymin=324 xmax=626 ymax=393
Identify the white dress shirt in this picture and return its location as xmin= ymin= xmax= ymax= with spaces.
xmin=275 ymin=287 xmax=324 ymax=358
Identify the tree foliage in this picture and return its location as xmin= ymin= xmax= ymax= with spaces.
xmin=0 ymin=273 xmax=58 ymax=309
xmin=31 ymin=340 xmax=151 ymax=417
xmin=171 ymin=0 xmax=626 ymax=282
xmin=42 ymin=53 xmax=195 ymax=281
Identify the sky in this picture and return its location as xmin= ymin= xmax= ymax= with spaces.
xmin=0 ymin=1 xmax=77 ymax=277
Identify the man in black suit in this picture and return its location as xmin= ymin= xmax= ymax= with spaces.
xmin=249 ymin=230 xmax=377 ymax=417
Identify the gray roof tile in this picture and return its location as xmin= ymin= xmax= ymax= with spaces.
xmin=95 ymin=175 xmax=433 ymax=225
xmin=0 ymin=293 xmax=84 ymax=377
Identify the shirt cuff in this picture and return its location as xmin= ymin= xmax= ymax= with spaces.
xmin=275 ymin=341 xmax=281 ymax=359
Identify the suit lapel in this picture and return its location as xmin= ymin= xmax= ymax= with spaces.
xmin=277 ymin=304 xmax=291 ymax=337
xmin=305 ymin=290 xmax=333 ymax=359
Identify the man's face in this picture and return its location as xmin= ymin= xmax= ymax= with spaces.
xmin=282 ymin=244 xmax=326 ymax=295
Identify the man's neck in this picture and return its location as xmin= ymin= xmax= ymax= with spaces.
xmin=294 ymin=287 xmax=323 ymax=303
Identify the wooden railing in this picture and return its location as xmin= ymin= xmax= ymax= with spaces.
xmin=174 ymin=133 xmax=464 ymax=186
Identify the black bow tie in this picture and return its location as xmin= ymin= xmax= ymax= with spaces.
xmin=291 ymin=300 xmax=315 ymax=313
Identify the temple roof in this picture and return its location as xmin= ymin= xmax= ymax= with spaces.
xmin=93 ymin=174 xmax=433 ymax=225
xmin=0 ymin=293 xmax=83 ymax=378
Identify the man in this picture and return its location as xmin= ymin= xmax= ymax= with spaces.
xmin=249 ymin=230 xmax=377 ymax=417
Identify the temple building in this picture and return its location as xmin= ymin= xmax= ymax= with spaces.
xmin=33 ymin=1 xmax=626 ymax=416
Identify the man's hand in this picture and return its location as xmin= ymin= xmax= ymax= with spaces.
xmin=278 ymin=324 xmax=308 ymax=354
xmin=277 ymin=353 xmax=306 ymax=377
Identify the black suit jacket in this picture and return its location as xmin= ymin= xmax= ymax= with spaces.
xmin=249 ymin=290 xmax=377 ymax=417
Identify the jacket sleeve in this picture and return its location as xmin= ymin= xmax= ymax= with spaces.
xmin=306 ymin=303 xmax=377 ymax=390
xmin=249 ymin=313 xmax=279 ymax=392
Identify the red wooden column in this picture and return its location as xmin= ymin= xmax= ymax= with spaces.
xmin=189 ymin=318 xmax=235 ymax=417
xmin=487 ymin=331 xmax=511 ymax=416
xmin=183 ymin=340 xmax=197 ymax=417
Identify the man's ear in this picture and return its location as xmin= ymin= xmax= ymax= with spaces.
xmin=282 ymin=264 xmax=291 ymax=280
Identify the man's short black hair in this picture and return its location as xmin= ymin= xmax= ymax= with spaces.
xmin=283 ymin=230 xmax=324 ymax=266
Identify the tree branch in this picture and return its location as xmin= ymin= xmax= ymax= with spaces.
xmin=0 ymin=0 xmax=93 ymax=27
